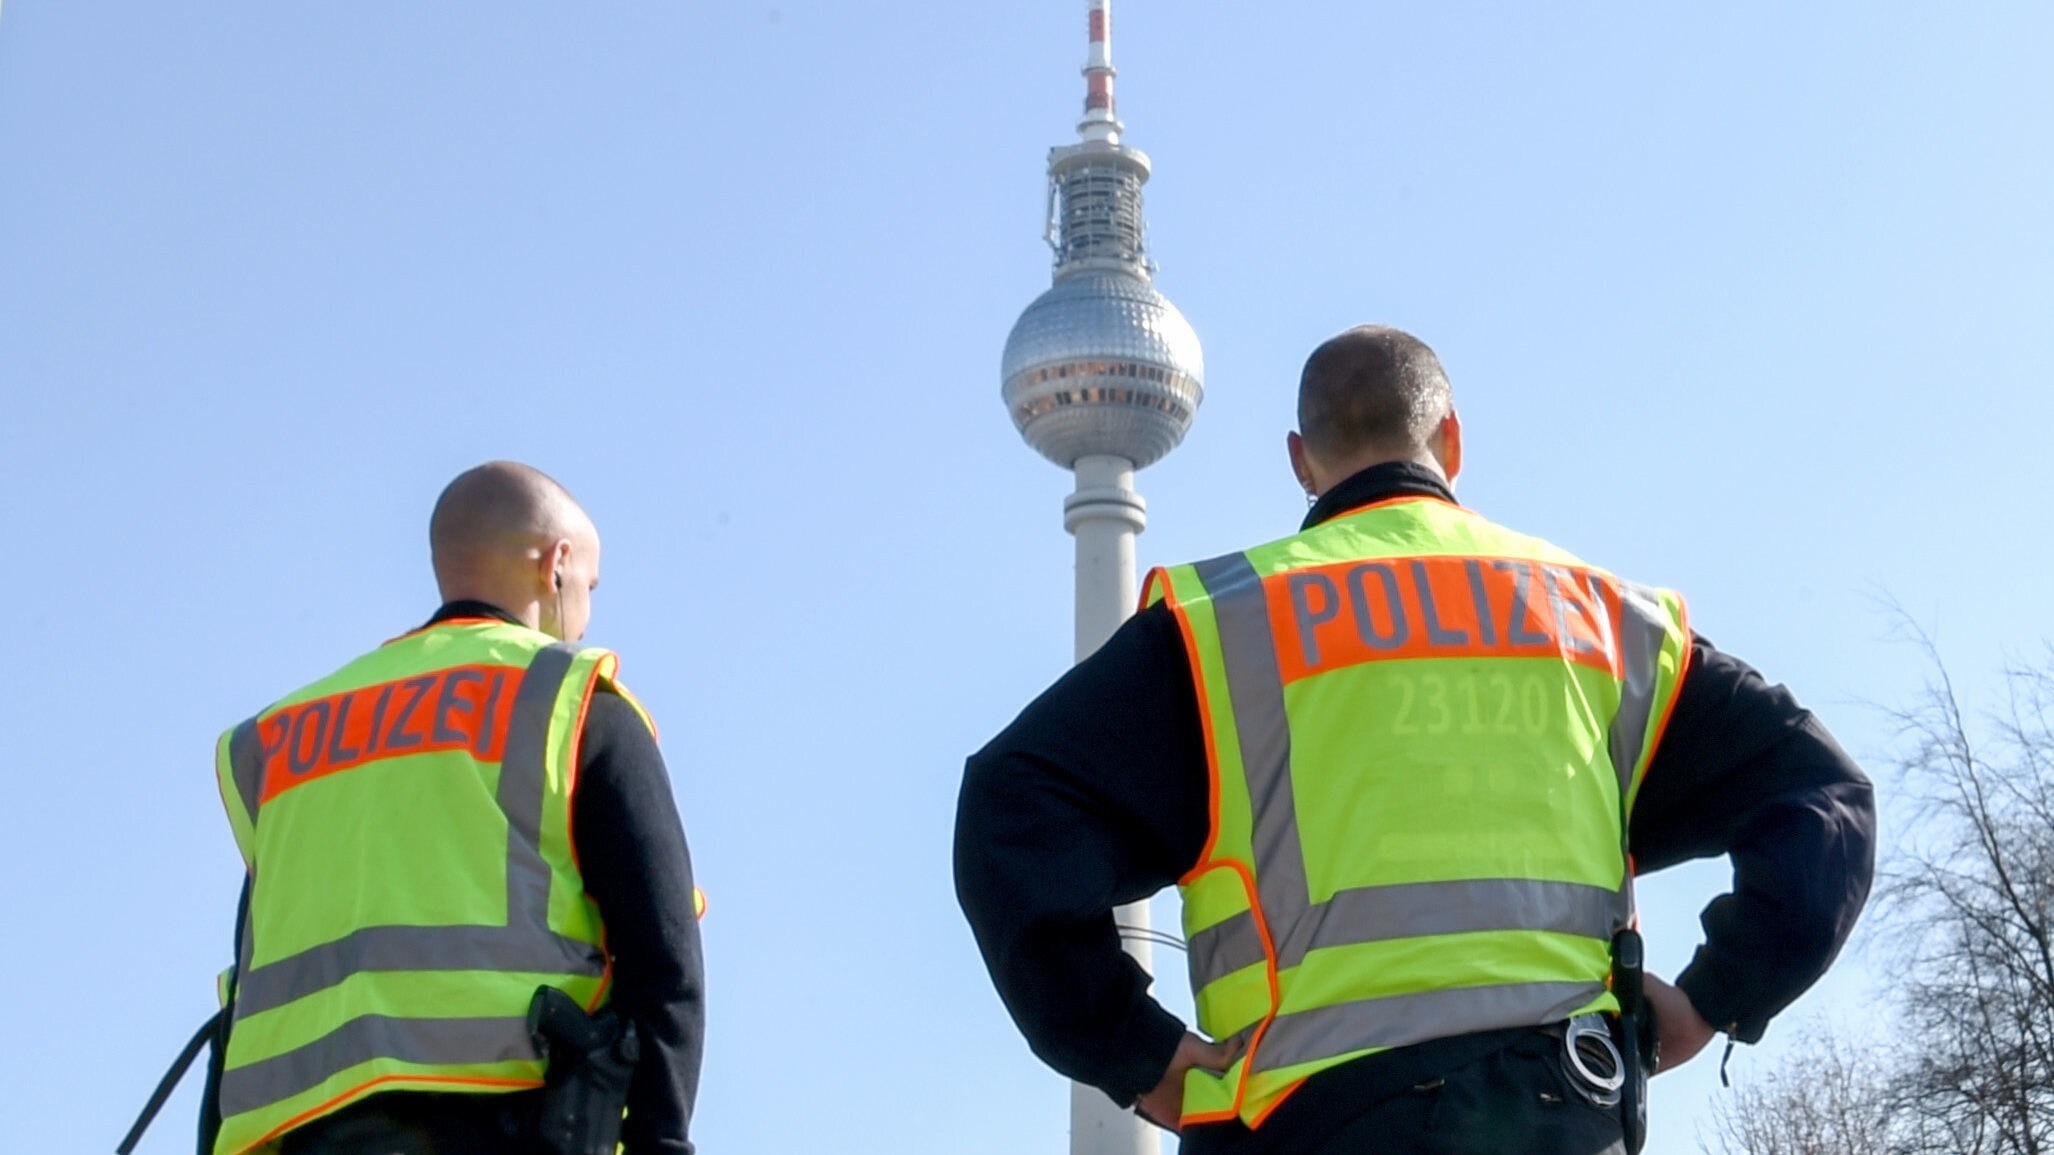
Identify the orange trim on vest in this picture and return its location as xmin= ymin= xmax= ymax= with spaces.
xmin=240 ymin=1073 xmax=542 ymax=1155
xmin=564 ymin=657 xmax=614 ymax=876
xmin=1138 ymin=566 xmax=1173 ymax=613
xmin=1177 ymin=858 xmax=1283 ymax=1127
xmin=1157 ymin=563 xmax=1298 ymax=1128
xmin=255 ymin=665 xmax=523 ymax=805
xmin=1638 ymin=601 xmax=1694 ymax=791
xmin=1245 ymin=1077 xmax=1309 ymax=1128
xmin=1150 ymin=567 xmax=1228 ymax=878
xmin=565 ymin=654 xmax=614 ymax=1014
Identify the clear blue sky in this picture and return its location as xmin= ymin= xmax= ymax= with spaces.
xmin=4 ymin=3 xmax=2050 ymax=1152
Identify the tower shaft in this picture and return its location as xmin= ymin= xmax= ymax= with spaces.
xmin=1065 ymin=454 xmax=1145 ymax=659
xmin=1064 ymin=454 xmax=1158 ymax=1155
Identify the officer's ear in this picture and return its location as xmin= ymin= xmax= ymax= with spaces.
xmin=1433 ymin=411 xmax=1463 ymax=484
xmin=1287 ymin=430 xmax=1319 ymax=498
xmin=538 ymin=538 xmax=572 ymax=591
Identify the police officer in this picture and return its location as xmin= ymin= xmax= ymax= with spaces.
xmin=954 ymin=327 xmax=1875 ymax=1154
xmin=203 ymin=462 xmax=703 ymax=1155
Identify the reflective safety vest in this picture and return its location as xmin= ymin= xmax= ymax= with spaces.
xmin=211 ymin=618 xmax=651 ymax=1155
xmin=1142 ymin=495 xmax=1690 ymax=1129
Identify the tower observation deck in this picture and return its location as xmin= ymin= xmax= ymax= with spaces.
xmin=1000 ymin=10 xmax=1204 ymax=471
xmin=999 ymin=5 xmax=1202 ymax=1155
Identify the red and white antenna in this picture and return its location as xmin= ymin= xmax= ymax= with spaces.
xmin=1078 ymin=0 xmax=1121 ymax=144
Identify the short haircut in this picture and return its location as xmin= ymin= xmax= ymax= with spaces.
xmin=1296 ymin=325 xmax=1454 ymax=462
xmin=429 ymin=461 xmax=583 ymax=579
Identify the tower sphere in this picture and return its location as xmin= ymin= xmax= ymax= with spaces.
xmin=1001 ymin=270 xmax=1204 ymax=470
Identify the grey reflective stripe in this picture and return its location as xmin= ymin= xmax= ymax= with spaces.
xmin=1188 ymin=878 xmax=1623 ymax=987
xmin=500 ymin=644 xmax=579 ymax=926
xmin=230 ymin=643 xmax=601 ymax=1025
xmin=1606 ymin=581 xmax=1670 ymax=800
xmin=1193 ymin=553 xmax=1308 ymax=954
xmin=1605 ymin=580 xmax=1673 ymax=933
xmin=1313 ymin=879 xmax=1616 ymax=946
xmin=232 ymin=924 xmax=606 ymax=1018
xmin=217 ymin=1014 xmax=533 ymax=1117
xmin=229 ymin=718 xmax=264 ymax=824
xmin=1188 ymin=911 xmax=1264 ymax=986
xmin=1253 ymin=980 xmax=1606 ymax=1073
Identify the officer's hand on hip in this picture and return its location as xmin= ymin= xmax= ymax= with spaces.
xmin=1644 ymin=973 xmax=1716 ymax=1074
xmin=1135 ymin=1032 xmax=1245 ymax=1132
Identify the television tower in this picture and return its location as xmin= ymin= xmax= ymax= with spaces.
xmin=1000 ymin=3 xmax=1204 ymax=1153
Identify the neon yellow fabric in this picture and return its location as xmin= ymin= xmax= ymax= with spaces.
xmin=211 ymin=619 xmax=644 ymax=1154
xmin=1145 ymin=497 xmax=1690 ymax=1127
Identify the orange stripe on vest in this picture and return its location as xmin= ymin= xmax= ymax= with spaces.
xmin=1263 ymin=556 xmax=1624 ymax=684
xmin=256 ymin=665 xmax=523 ymax=804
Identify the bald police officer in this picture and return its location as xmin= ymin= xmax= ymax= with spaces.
xmin=204 ymin=462 xmax=703 ymax=1155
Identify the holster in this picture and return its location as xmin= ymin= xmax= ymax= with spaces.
xmin=527 ymin=987 xmax=640 ymax=1155
xmin=1611 ymin=929 xmax=1656 ymax=1155
xmin=1613 ymin=1010 xmax=1656 ymax=1155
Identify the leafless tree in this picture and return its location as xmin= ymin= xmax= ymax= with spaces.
xmin=1700 ymin=1028 xmax=1904 ymax=1155
xmin=1881 ymin=636 xmax=2054 ymax=1155
xmin=1704 ymin=627 xmax=2054 ymax=1155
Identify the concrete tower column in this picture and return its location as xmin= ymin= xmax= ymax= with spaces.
xmin=1065 ymin=454 xmax=1146 ymax=660
xmin=1063 ymin=452 xmax=1158 ymax=1155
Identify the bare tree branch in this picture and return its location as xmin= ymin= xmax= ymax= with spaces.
xmin=1706 ymin=610 xmax=2052 ymax=1154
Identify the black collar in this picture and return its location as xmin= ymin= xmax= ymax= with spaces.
xmin=422 ymin=600 xmax=524 ymax=629
xmin=1302 ymin=461 xmax=1458 ymax=531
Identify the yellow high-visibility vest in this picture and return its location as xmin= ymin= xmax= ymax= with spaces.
xmin=1144 ymin=495 xmax=1690 ymax=1128
xmin=212 ymin=618 xmax=653 ymax=1154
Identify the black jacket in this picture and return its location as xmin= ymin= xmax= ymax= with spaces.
xmin=207 ymin=603 xmax=703 ymax=1155
xmin=954 ymin=462 xmax=1875 ymax=1153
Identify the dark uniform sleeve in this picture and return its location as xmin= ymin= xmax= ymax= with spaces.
xmin=574 ymin=690 xmax=704 ymax=1155
xmin=954 ymin=604 xmax=1207 ymax=1105
xmin=1629 ymin=635 xmax=1876 ymax=1043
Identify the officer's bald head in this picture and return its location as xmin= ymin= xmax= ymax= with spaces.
xmin=1297 ymin=326 xmax=1455 ymax=465
xmin=429 ymin=461 xmax=601 ymax=640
